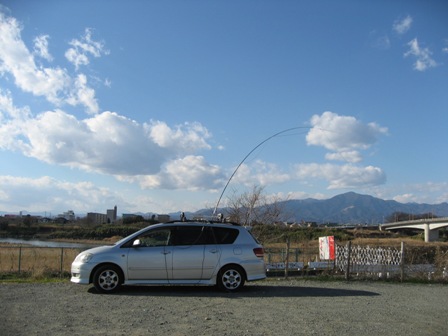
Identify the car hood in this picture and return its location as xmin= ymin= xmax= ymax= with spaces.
xmin=83 ymin=245 xmax=115 ymax=255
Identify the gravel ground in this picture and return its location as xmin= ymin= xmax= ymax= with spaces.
xmin=0 ymin=279 xmax=446 ymax=336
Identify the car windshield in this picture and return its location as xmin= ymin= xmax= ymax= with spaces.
xmin=113 ymin=236 xmax=130 ymax=246
xmin=113 ymin=225 xmax=155 ymax=246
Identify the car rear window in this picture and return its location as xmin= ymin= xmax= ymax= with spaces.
xmin=212 ymin=227 xmax=239 ymax=244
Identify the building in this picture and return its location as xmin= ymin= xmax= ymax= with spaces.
xmin=87 ymin=206 xmax=117 ymax=225
xmin=87 ymin=212 xmax=107 ymax=225
xmin=106 ymin=206 xmax=117 ymax=224
xmin=57 ymin=210 xmax=76 ymax=221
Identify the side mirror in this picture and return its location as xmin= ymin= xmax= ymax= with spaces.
xmin=132 ymin=239 xmax=141 ymax=247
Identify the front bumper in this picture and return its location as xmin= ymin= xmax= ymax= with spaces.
xmin=70 ymin=261 xmax=95 ymax=285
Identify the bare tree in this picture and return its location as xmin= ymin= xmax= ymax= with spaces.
xmin=225 ymin=185 xmax=289 ymax=225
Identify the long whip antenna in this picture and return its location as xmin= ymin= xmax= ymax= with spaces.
xmin=213 ymin=126 xmax=310 ymax=215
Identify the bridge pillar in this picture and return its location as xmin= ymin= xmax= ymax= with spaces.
xmin=424 ymin=223 xmax=439 ymax=242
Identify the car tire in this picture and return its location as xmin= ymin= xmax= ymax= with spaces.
xmin=217 ymin=265 xmax=245 ymax=292
xmin=93 ymin=265 xmax=122 ymax=293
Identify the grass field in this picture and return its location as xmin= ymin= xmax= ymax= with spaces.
xmin=0 ymin=246 xmax=82 ymax=278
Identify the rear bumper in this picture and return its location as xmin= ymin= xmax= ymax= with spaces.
xmin=244 ymin=259 xmax=266 ymax=281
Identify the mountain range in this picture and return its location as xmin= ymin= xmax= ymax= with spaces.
xmin=181 ymin=192 xmax=448 ymax=225
xmin=3 ymin=192 xmax=447 ymax=225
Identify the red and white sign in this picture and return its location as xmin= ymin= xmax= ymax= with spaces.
xmin=319 ymin=236 xmax=335 ymax=260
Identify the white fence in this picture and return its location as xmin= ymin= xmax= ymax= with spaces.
xmin=265 ymin=242 xmax=448 ymax=281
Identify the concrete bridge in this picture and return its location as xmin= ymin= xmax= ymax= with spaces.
xmin=380 ymin=217 xmax=448 ymax=242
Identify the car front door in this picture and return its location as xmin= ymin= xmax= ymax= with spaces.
xmin=126 ymin=228 xmax=171 ymax=280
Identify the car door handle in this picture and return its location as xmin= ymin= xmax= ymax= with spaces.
xmin=163 ymin=251 xmax=171 ymax=255
xmin=209 ymin=249 xmax=219 ymax=253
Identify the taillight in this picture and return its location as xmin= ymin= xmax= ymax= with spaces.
xmin=253 ymin=247 xmax=264 ymax=258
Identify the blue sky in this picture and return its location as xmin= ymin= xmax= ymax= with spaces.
xmin=0 ymin=1 xmax=447 ymax=217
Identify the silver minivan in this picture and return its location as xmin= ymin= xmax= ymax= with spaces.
xmin=71 ymin=221 xmax=266 ymax=293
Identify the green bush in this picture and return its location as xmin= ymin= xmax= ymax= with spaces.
xmin=48 ymin=225 xmax=144 ymax=240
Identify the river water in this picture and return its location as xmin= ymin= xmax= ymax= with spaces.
xmin=0 ymin=238 xmax=98 ymax=248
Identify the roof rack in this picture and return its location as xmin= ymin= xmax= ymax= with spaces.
xmin=163 ymin=216 xmax=241 ymax=226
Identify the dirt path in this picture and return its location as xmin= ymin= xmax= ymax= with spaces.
xmin=0 ymin=279 xmax=446 ymax=336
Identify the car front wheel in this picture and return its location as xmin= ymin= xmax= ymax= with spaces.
xmin=93 ymin=265 xmax=122 ymax=293
xmin=217 ymin=265 xmax=245 ymax=292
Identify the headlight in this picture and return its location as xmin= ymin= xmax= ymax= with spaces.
xmin=75 ymin=252 xmax=93 ymax=263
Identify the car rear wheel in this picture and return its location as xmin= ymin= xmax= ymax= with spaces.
xmin=217 ymin=265 xmax=245 ymax=292
xmin=93 ymin=265 xmax=122 ymax=293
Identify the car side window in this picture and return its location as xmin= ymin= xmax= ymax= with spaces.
xmin=171 ymin=226 xmax=205 ymax=246
xmin=212 ymin=227 xmax=239 ymax=244
xmin=202 ymin=227 xmax=216 ymax=245
xmin=138 ymin=229 xmax=171 ymax=247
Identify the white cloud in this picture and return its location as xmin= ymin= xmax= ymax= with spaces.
xmin=443 ymin=40 xmax=448 ymax=54
xmin=66 ymin=74 xmax=99 ymax=114
xmin=272 ymin=191 xmax=327 ymax=201
xmin=306 ymin=111 xmax=388 ymax=162
xmin=393 ymin=15 xmax=413 ymax=35
xmin=148 ymin=120 xmax=212 ymax=152
xmin=213 ymin=111 xmax=389 ymax=189
xmin=0 ymin=11 xmax=100 ymax=114
xmin=0 ymin=175 xmax=125 ymax=213
xmin=387 ymin=182 xmax=448 ymax=204
xmin=228 ymin=158 xmax=386 ymax=191
xmin=295 ymin=163 xmax=386 ymax=189
xmin=0 ymin=7 xmax=219 ymax=195
xmin=0 ymin=88 xmax=31 ymax=121
xmin=393 ymin=193 xmax=417 ymax=203
xmin=65 ymin=28 xmax=109 ymax=70
xmin=0 ymin=89 xmax=32 ymax=148
xmin=404 ymin=38 xmax=438 ymax=71
xmin=33 ymin=35 xmax=53 ymax=62
xmin=18 ymin=111 xmax=213 ymax=176
xmin=0 ymin=12 xmax=67 ymax=104
xmin=325 ymin=151 xmax=362 ymax=163
xmin=137 ymin=155 xmax=225 ymax=191
xmin=0 ymin=91 xmax=218 ymax=190
xmin=232 ymin=160 xmax=291 ymax=187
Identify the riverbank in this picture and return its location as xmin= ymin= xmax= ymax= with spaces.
xmin=0 ymin=238 xmax=103 ymax=248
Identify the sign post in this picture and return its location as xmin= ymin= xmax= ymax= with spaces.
xmin=319 ymin=236 xmax=335 ymax=261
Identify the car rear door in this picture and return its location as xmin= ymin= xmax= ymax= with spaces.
xmin=168 ymin=225 xmax=205 ymax=281
xmin=201 ymin=226 xmax=221 ymax=279
xmin=168 ymin=225 xmax=220 ymax=281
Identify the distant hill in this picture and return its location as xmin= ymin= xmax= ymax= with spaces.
xmin=187 ymin=192 xmax=448 ymax=225
xmin=3 ymin=192 xmax=447 ymax=225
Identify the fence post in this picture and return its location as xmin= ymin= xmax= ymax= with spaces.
xmin=284 ymin=237 xmax=290 ymax=279
xmin=18 ymin=246 xmax=22 ymax=273
xmin=60 ymin=247 xmax=64 ymax=277
xmin=345 ymin=241 xmax=351 ymax=281
xmin=400 ymin=241 xmax=405 ymax=282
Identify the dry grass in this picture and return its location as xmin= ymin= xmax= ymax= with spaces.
xmin=1 ymin=236 xmax=447 ymax=280
xmin=0 ymin=246 xmax=82 ymax=277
